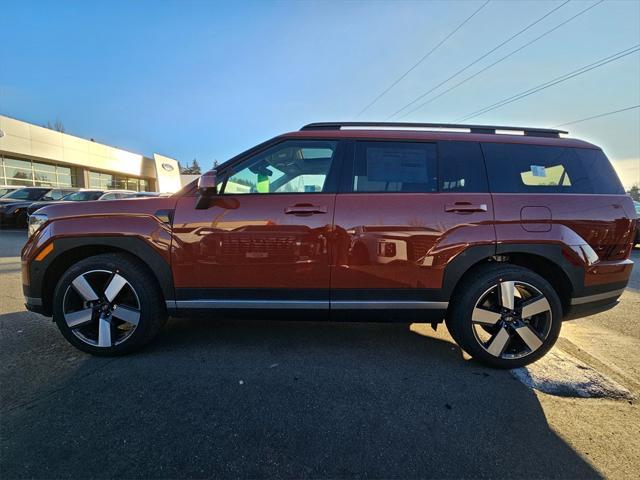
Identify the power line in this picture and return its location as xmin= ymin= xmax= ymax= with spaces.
xmin=397 ymin=0 xmax=604 ymax=119
xmin=355 ymin=0 xmax=490 ymax=118
xmin=456 ymin=44 xmax=640 ymax=122
xmin=387 ymin=0 xmax=571 ymax=119
xmin=553 ymin=105 xmax=640 ymax=127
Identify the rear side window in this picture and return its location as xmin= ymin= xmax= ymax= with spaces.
xmin=439 ymin=141 xmax=488 ymax=192
xmin=48 ymin=190 xmax=67 ymax=200
xmin=482 ymin=143 xmax=624 ymax=194
xmin=353 ymin=142 xmax=437 ymax=192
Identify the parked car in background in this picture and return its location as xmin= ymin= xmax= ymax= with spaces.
xmin=0 ymin=186 xmax=22 ymax=198
xmin=128 ymin=192 xmax=164 ymax=198
xmin=21 ymin=122 xmax=636 ymax=368
xmin=27 ymin=189 xmax=138 ymax=216
xmin=634 ymin=201 xmax=640 ymax=246
xmin=27 ymin=190 xmax=106 ymax=216
xmin=97 ymin=190 xmax=137 ymax=200
xmin=0 ymin=187 xmax=78 ymax=227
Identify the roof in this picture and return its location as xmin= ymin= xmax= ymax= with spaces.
xmin=281 ymin=122 xmax=599 ymax=149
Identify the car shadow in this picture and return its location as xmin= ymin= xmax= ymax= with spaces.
xmin=0 ymin=311 xmax=600 ymax=479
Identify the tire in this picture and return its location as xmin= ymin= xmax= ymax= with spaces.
xmin=445 ymin=264 xmax=562 ymax=369
xmin=52 ymin=253 xmax=167 ymax=356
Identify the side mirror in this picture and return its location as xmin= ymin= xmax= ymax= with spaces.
xmin=196 ymin=171 xmax=218 ymax=210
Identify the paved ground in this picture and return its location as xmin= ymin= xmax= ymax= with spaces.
xmin=1 ymin=229 xmax=639 ymax=479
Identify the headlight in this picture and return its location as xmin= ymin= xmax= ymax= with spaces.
xmin=28 ymin=214 xmax=48 ymax=238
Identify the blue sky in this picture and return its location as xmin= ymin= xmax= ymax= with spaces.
xmin=1 ymin=0 xmax=639 ymax=187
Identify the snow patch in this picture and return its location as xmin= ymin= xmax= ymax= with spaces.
xmin=511 ymin=350 xmax=635 ymax=400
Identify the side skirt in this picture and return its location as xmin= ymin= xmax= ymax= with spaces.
xmin=167 ymin=299 xmax=448 ymax=323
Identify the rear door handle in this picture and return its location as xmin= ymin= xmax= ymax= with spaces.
xmin=285 ymin=204 xmax=328 ymax=215
xmin=445 ymin=203 xmax=488 ymax=213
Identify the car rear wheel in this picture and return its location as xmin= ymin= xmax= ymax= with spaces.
xmin=446 ymin=264 xmax=562 ymax=369
xmin=53 ymin=253 xmax=167 ymax=355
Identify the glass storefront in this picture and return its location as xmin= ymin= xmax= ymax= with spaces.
xmin=0 ymin=156 xmax=151 ymax=192
xmin=0 ymin=156 xmax=78 ymax=187
xmin=88 ymin=171 xmax=150 ymax=192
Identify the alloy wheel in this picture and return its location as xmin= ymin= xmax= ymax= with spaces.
xmin=470 ymin=280 xmax=552 ymax=360
xmin=62 ymin=269 xmax=141 ymax=347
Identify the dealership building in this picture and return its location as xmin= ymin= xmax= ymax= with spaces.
xmin=0 ymin=115 xmax=182 ymax=193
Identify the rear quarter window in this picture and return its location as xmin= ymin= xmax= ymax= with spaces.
xmin=481 ymin=143 xmax=624 ymax=194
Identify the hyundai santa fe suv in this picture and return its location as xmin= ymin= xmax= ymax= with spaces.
xmin=21 ymin=122 xmax=637 ymax=368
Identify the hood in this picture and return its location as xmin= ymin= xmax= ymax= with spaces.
xmin=36 ymin=196 xmax=179 ymax=221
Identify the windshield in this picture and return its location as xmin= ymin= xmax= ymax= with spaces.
xmin=0 ymin=188 xmax=16 ymax=197
xmin=62 ymin=191 xmax=104 ymax=201
xmin=4 ymin=188 xmax=50 ymax=200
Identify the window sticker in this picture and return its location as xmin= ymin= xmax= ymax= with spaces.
xmin=367 ymin=148 xmax=428 ymax=183
xmin=531 ymin=165 xmax=547 ymax=177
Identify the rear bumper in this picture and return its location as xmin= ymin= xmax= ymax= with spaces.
xmin=565 ymin=285 xmax=627 ymax=320
xmin=570 ymin=287 xmax=625 ymax=306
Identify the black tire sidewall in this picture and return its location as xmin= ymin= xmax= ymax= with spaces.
xmin=53 ymin=253 xmax=165 ymax=356
xmin=446 ymin=265 xmax=563 ymax=369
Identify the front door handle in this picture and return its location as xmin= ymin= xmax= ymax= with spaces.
xmin=285 ymin=204 xmax=328 ymax=215
xmin=445 ymin=202 xmax=488 ymax=213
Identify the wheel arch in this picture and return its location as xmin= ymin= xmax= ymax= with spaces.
xmin=442 ymin=244 xmax=582 ymax=316
xmin=34 ymin=237 xmax=174 ymax=316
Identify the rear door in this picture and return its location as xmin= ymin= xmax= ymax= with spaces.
xmin=331 ymin=140 xmax=495 ymax=315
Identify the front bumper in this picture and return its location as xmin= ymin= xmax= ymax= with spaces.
xmin=0 ymin=211 xmax=18 ymax=227
xmin=24 ymin=296 xmax=47 ymax=315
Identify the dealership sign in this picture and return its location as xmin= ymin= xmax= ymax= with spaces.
xmin=161 ymin=163 xmax=174 ymax=172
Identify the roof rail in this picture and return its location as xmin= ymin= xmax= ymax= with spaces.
xmin=300 ymin=122 xmax=568 ymax=138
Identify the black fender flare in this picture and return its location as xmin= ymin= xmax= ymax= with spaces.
xmin=441 ymin=243 xmax=583 ymax=300
xmin=30 ymin=236 xmax=174 ymax=316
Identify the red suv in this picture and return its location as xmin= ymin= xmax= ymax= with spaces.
xmin=21 ymin=122 xmax=637 ymax=368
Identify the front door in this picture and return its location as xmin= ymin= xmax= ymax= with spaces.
xmin=171 ymin=139 xmax=341 ymax=313
xmin=331 ymin=140 xmax=495 ymax=317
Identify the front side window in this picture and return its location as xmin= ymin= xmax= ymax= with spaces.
xmin=223 ymin=140 xmax=337 ymax=194
xmin=352 ymin=142 xmax=437 ymax=193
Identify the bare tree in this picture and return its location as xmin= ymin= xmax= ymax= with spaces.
xmin=43 ymin=119 xmax=65 ymax=133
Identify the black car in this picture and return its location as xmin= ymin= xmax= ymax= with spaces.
xmin=0 ymin=187 xmax=77 ymax=228
xmin=26 ymin=189 xmax=106 ymax=216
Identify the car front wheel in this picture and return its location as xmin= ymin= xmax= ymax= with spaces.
xmin=53 ymin=253 xmax=167 ymax=355
xmin=446 ymin=264 xmax=562 ymax=369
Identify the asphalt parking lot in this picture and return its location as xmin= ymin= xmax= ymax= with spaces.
xmin=1 ymin=229 xmax=639 ymax=479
